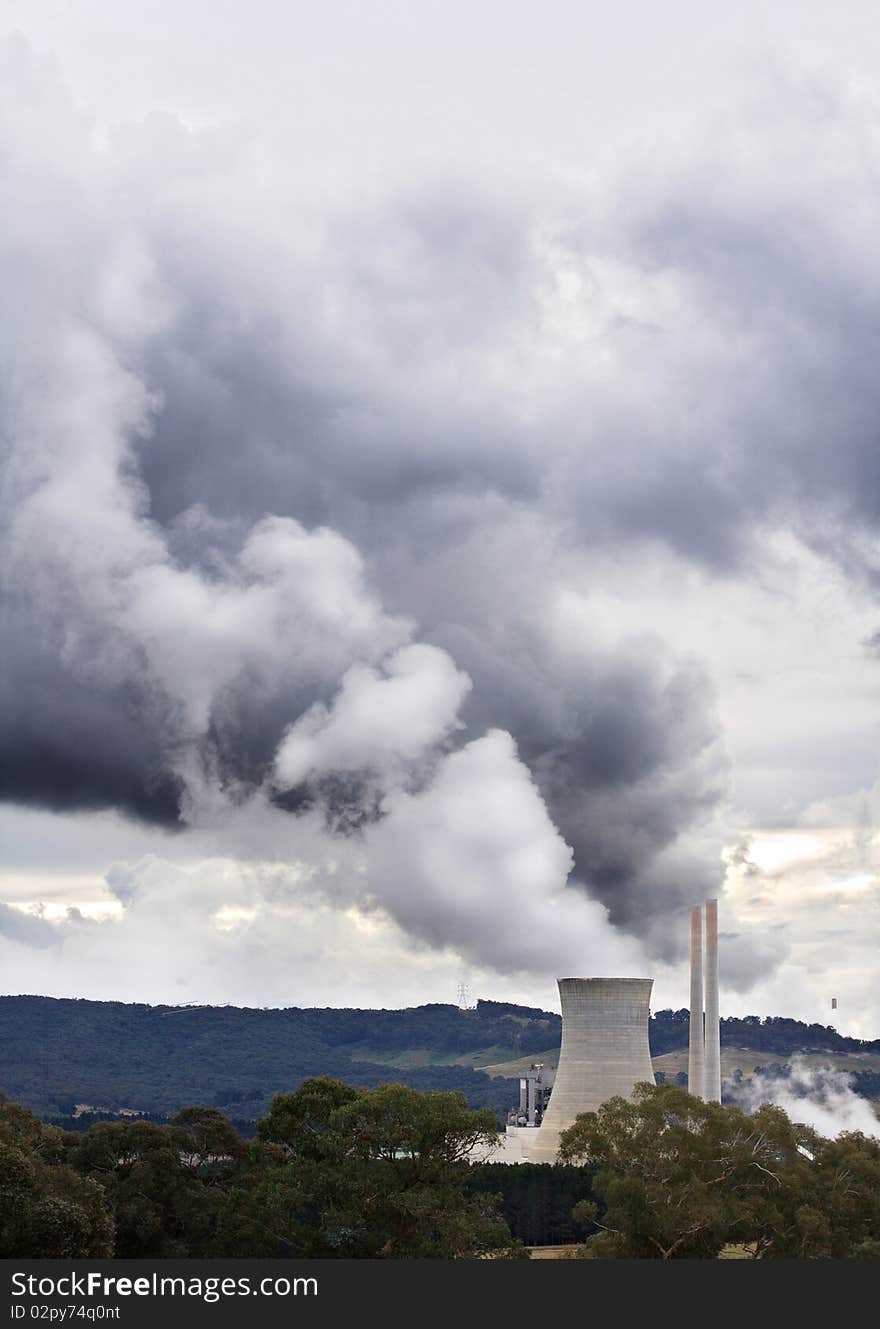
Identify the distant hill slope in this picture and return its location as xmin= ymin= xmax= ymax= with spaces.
xmin=0 ymin=995 xmax=549 ymax=1124
xmin=1 ymin=995 xmax=876 ymax=1127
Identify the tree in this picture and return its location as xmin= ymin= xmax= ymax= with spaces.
xmin=231 ymin=1077 xmax=524 ymax=1258
xmin=257 ymin=1076 xmax=359 ymax=1159
xmin=64 ymin=1110 xmax=245 ymax=1257
xmin=0 ymin=1096 xmax=113 ymax=1257
xmin=558 ymin=1082 xmax=814 ymax=1259
xmin=174 ymin=1105 xmax=249 ymax=1170
xmin=756 ymin=1129 xmax=880 ymax=1258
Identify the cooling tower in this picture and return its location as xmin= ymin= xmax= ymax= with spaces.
xmin=527 ymin=977 xmax=655 ymax=1162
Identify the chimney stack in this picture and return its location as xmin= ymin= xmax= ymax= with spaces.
xmin=703 ymin=898 xmax=721 ymax=1102
xmin=688 ymin=906 xmax=704 ymax=1100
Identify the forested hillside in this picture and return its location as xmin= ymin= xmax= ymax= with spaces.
xmin=1 ymin=995 xmax=876 ymax=1129
xmin=0 ymin=996 xmax=543 ymax=1125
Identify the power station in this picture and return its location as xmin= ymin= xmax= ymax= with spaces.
xmin=482 ymin=899 xmax=721 ymax=1163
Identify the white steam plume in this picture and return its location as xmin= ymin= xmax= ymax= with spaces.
xmin=728 ymin=1058 xmax=879 ymax=1139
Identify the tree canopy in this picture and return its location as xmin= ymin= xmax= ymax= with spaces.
xmin=559 ymin=1082 xmax=880 ymax=1258
xmin=0 ymin=1095 xmax=113 ymax=1257
xmin=2 ymin=1078 xmax=878 ymax=1259
xmin=240 ymin=1078 xmax=522 ymax=1257
xmin=0 ymin=1080 xmax=521 ymax=1259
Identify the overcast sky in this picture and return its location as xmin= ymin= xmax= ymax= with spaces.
xmin=2 ymin=2 xmax=880 ymax=1032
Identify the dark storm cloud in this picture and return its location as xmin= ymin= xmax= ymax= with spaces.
xmin=135 ymin=188 xmax=544 ymax=533
xmin=4 ymin=36 xmax=880 ymax=974
xmin=131 ymin=159 xmax=880 ymax=590
xmin=561 ymin=179 xmax=880 ymax=576
xmin=431 ymin=621 xmax=726 ymax=954
xmin=0 ymin=605 xmax=182 ymax=824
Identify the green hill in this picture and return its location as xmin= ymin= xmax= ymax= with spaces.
xmin=1 ymin=995 xmax=877 ymax=1130
xmin=0 ymin=995 xmax=551 ymax=1126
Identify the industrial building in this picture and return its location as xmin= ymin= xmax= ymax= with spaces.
xmin=509 ymin=1062 xmax=555 ymax=1128
xmin=480 ymin=899 xmax=721 ymax=1163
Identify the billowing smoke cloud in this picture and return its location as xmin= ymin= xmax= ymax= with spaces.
xmin=274 ymin=644 xmax=470 ymax=788
xmin=727 ymin=1059 xmax=880 ymax=1139
xmin=7 ymin=31 xmax=880 ymax=990
xmin=363 ymin=728 xmax=646 ymax=975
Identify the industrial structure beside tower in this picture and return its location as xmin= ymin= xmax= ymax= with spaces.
xmin=481 ymin=900 xmax=721 ymax=1163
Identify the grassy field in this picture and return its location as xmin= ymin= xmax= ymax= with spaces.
xmin=527 ymin=1244 xmax=581 ymax=1259
xmin=652 ymin=1047 xmax=880 ymax=1080
xmin=333 ymin=1044 xmax=532 ymax=1070
xmin=447 ymin=1044 xmax=880 ymax=1082
xmin=331 ymin=1043 xmax=880 ymax=1086
xmin=479 ymin=1048 xmax=563 ymax=1077
xmin=527 ymin=1242 xmax=764 ymax=1259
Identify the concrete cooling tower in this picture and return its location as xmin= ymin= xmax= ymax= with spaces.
xmin=478 ymin=910 xmax=720 ymax=1164
xmin=525 ymin=977 xmax=655 ymax=1162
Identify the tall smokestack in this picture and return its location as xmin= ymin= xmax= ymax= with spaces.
xmin=704 ymin=898 xmax=721 ymax=1103
xmin=688 ymin=905 xmax=704 ymax=1100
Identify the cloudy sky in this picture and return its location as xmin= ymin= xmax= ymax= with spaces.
xmin=2 ymin=1 xmax=880 ymax=1032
